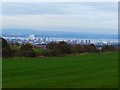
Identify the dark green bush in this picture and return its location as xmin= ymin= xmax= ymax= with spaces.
xmin=57 ymin=41 xmax=72 ymax=54
xmin=9 ymin=43 xmax=36 ymax=57
xmin=2 ymin=38 xmax=12 ymax=57
xmin=72 ymin=44 xmax=85 ymax=54
xmin=20 ymin=50 xmax=36 ymax=57
xmin=47 ymin=41 xmax=72 ymax=55
xmin=84 ymin=44 xmax=98 ymax=53
xmin=41 ymin=49 xmax=59 ymax=57
xmin=101 ymin=45 xmax=115 ymax=52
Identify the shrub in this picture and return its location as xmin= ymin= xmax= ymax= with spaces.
xmin=20 ymin=43 xmax=33 ymax=50
xmin=47 ymin=41 xmax=72 ymax=55
xmin=19 ymin=43 xmax=36 ymax=57
xmin=58 ymin=41 xmax=72 ymax=54
xmin=41 ymin=49 xmax=59 ymax=57
xmin=2 ymin=38 xmax=12 ymax=57
xmin=34 ymin=48 xmax=46 ymax=56
xmin=72 ymin=44 xmax=85 ymax=54
xmin=50 ymin=49 xmax=59 ymax=57
xmin=19 ymin=50 xmax=36 ymax=57
xmin=41 ymin=49 xmax=51 ymax=57
xmin=47 ymin=42 xmax=58 ymax=49
xmin=101 ymin=45 xmax=115 ymax=52
xmin=10 ymin=45 xmax=20 ymax=56
xmin=84 ymin=44 xmax=98 ymax=53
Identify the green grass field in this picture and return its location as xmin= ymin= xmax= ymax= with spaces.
xmin=2 ymin=52 xmax=118 ymax=88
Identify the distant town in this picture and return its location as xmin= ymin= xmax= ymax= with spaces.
xmin=3 ymin=34 xmax=119 ymax=50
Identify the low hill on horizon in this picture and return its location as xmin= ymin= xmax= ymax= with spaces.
xmin=2 ymin=28 xmax=118 ymax=39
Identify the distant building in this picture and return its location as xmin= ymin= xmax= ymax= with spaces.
xmin=28 ymin=34 xmax=36 ymax=41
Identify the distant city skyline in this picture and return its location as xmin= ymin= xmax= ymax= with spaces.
xmin=1 ymin=2 xmax=118 ymax=35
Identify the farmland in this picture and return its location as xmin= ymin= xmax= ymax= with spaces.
xmin=2 ymin=52 xmax=118 ymax=88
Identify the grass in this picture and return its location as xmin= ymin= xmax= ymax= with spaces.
xmin=2 ymin=51 xmax=118 ymax=88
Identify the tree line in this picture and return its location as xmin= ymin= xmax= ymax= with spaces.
xmin=1 ymin=38 xmax=118 ymax=58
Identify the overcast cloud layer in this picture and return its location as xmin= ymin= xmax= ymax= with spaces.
xmin=1 ymin=2 xmax=118 ymax=34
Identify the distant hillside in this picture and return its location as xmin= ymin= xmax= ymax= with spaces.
xmin=2 ymin=28 xmax=118 ymax=39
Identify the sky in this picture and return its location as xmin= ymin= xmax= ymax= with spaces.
xmin=1 ymin=2 xmax=118 ymax=34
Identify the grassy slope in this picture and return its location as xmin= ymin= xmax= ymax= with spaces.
xmin=2 ymin=52 xmax=118 ymax=88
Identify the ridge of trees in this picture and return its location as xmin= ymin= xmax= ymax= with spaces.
xmin=1 ymin=38 xmax=118 ymax=58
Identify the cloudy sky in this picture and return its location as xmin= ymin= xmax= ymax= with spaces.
xmin=1 ymin=2 xmax=118 ymax=34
